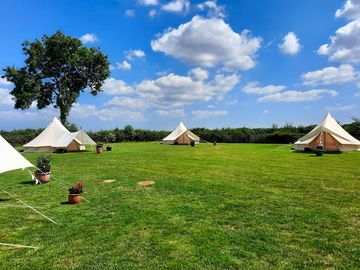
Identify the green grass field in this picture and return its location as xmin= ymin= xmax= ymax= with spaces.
xmin=0 ymin=143 xmax=359 ymax=269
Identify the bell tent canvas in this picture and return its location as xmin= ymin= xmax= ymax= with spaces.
xmin=294 ymin=113 xmax=360 ymax=152
xmin=0 ymin=135 xmax=35 ymax=174
xmin=162 ymin=121 xmax=200 ymax=145
xmin=24 ymin=117 xmax=96 ymax=153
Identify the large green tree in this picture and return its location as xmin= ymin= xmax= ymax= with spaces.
xmin=2 ymin=31 xmax=110 ymax=124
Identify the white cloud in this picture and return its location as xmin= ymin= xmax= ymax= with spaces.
xmin=125 ymin=49 xmax=146 ymax=60
xmin=116 ymin=60 xmax=132 ymax=71
xmin=79 ymin=33 xmax=98 ymax=44
xmin=102 ymin=78 xmax=133 ymax=95
xmin=188 ymin=67 xmax=209 ymax=81
xmin=258 ymin=89 xmax=338 ymax=102
xmin=318 ymin=18 xmax=360 ymax=63
xmin=198 ymin=0 xmax=225 ymax=18
xmin=136 ymin=72 xmax=239 ymax=108
xmin=161 ymin=0 xmax=190 ymax=13
xmin=138 ymin=0 xmax=158 ymax=6
xmin=155 ymin=109 xmax=186 ymax=117
xmin=242 ymin=81 xmax=286 ymax=95
xmin=192 ymin=110 xmax=228 ymax=118
xmin=335 ymin=0 xmax=360 ymax=19
xmin=279 ymin=32 xmax=301 ymax=55
xmin=149 ymin=9 xmax=157 ymax=18
xmin=125 ymin=9 xmax=135 ymax=17
xmin=326 ymin=104 xmax=357 ymax=111
xmin=151 ymin=16 xmax=261 ymax=70
xmin=301 ymin=64 xmax=359 ymax=86
xmin=355 ymin=91 xmax=360 ymax=96
xmin=0 ymin=77 xmax=11 ymax=86
xmin=106 ymin=96 xmax=148 ymax=109
xmin=0 ymin=88 xmax=13 ymax=105
xmin=71 ymin=103 xmax=144 ymax=121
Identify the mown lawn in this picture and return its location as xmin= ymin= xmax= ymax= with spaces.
xmin=0 ymin=143 xmax=359 ymax=269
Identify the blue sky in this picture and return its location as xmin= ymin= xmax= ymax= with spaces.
xmin=0 ymin=0 xmax=359 ymax=130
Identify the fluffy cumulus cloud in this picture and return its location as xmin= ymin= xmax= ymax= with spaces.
xmin=71 ymin=103 xmax=144 ymax=121
xmin=138 ymin=0 xmax=158 ymax=6
xmin=116 ymin=60 xmax=132 ymax=71
xmin=188 ymin=67 xmax=209 ymax=81
xmin=106 ymin=96 xmax=148 ymax=109
xmin=0 ymin=88 xmax=13 ymax=105
xmin=242 ymin=81 xmax=286 ymax=95
xmin=135 ymin=72 xmax=240 ymax=108
xmin=151 ymin=16 xmax=261 ymax=70
xmin=318 ymin=19 xmax=360 ymax=63
xmin=0 ymin=77 xmax=11 ymax=86
xmin=319 ymin=1 xmax=360 ymax=63
xmin=278 ymin=32 xmax=301 ymax=55
xmin=161 ymin=0 xmax=190 ymax=13
xmin=198 ymin=0 xmax=225 ymax=18
xmin=301 ymin=64 xmax=359 ymax=86
xmin=335 ymin=0 xmax=360 ymax=19
xmin=258 ymin=89 xmax=338 ymax=102
xmin=125 ymin=49 xmax=146 ymax=60
xmin=154 ymin=109 xmax=186 ymax=117
xmin=102 ymin=78 xmax=133 ymax=95
xmin=79 ymin=33 xmax=98 ymax=44
xmin=326 ymin=104 xmax=357 ymax=111
xmin=192 ymin=110 xmax=228 ymax=118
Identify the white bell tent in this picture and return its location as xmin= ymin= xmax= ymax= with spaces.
xmin=294 ymin=113 xmax=360 ymax=152
xmin=24 ymin=117 xmax=96 ymax=153
xmin=0 ymin=135 xmax=35 ymax=174
xmin=162 ymin=121 xmax=200 ymax=145
xmin=0 ymin=135 xmax=56 ymax=245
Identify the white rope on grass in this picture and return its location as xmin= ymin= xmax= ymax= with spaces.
xmin=0 ymin=242 xmax=38 ymax=249
xmin=1 ymin=189 xmax=57 ymax=224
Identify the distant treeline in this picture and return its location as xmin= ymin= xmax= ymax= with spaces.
xmin=1 ymin=121 xmax=360 ymax=146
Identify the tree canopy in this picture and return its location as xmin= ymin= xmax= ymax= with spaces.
xmin=2 ymin=30 xmax=110 ymax=124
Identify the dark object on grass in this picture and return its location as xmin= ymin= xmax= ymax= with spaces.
xmin=304 ymin=147 xmax=312 ymax=152
xmin=106 ymin=146 xmax=112 ymax=151
xmin=315 ymin=144 xmax=324 ymax=156
xmin=190 ymin=141 xmax=195 ymax=147
xmin=96 ymin=144 xmax=103 ymax=154
xmin=213 ymin=141 xmax=216 ymax=146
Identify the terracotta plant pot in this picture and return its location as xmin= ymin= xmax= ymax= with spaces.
xmin=35 ymin=172 xmax=51 ymax=183
xmin=68 ymin=194 xmax=81 ymax=204
xmin=96 ymin=144 xmax=103 ymax=154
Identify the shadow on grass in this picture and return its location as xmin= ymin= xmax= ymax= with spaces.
xmin=20 ymin=180 xmax=36 ymax=185
xmin=60 ymin=201 xmax=71 ymax=205
xmin=0 ymin=198 xmax=11 ymax=202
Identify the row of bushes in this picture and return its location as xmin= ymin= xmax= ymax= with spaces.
xmin=1 ymin=121 xmax=359 ymax=146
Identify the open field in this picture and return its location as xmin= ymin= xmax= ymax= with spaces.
xmin=0 ymin=143 xmax=359 ymax=269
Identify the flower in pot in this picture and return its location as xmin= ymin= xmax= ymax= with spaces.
xmin=68 ymin=182 xmax=84 ymax=204
xmin=96 ymin=144 xmax=103 ymax=154
xmin=35 ymin=155 xmax=51 ymax=183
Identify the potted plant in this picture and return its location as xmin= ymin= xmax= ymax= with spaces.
xmin=96 ymin=144 xmax=103 ymax=154
xmin=190 ymin=141 xmax=195 ymax=147
xmin=35 ymin=155 xmax=51 ymax=183
xmin=315 ymin=143 xmax=324 ymax=156
xmin=68 ymin=182 xmax=84 ymax=204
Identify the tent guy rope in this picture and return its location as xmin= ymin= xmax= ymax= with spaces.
xmin=1 ymin=189 xmax=57 ymax=224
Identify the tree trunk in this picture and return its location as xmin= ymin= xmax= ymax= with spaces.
xmin=59 ymin=106 xmax=70 ymax=125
